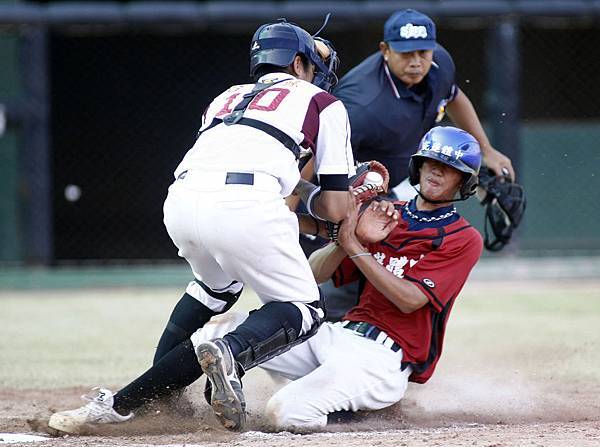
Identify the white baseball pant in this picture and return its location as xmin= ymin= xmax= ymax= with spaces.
xmin=192 ymin=312 xmax=412 ymax=430
xmin=163 ymin=170 xmax=320 ymax=332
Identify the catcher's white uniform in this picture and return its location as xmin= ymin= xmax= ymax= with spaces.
xmin=164 ymin=72 xmax=355 ymax=329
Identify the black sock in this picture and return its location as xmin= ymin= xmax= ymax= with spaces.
xmin=113 ymin=339 xmax=202 ymax=415
xmin=153 ymin=293 xmax=216 ymax=365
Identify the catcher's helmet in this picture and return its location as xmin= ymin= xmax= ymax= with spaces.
xmin=408 ymin=126 xmax=482 ymax=200
xmin=249 ymin=19 xmax=339 ymax=92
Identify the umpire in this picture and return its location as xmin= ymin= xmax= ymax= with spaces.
xmin=333 ymin=8 xmax=515 ymax=196
xmin=321 ymin=9 xmax=515 ymax=320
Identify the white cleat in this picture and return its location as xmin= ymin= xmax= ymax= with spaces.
xmin=48 ymin=387 xmax=133 ymax=434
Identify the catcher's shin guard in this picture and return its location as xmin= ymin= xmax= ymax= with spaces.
xmin=202 ymin=301 xmax=322 ymax=407
xmin=224 ymin=301 xmax=323 ymax=371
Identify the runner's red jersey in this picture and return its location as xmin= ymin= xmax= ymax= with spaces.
xmin=334 ymin=200 xmax=483 ymax=383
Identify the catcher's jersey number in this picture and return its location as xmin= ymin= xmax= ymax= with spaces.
xmin=217 ymin=88 xmax=291 ymax=117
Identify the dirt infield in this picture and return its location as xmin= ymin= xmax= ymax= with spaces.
xmin=4 ymin=376 xmax=600 ymax=446
xmin=1 ymin=280 xmax=599 ymax=446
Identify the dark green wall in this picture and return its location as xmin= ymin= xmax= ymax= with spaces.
xmin=457 ymin=123 xmax=600 ymax=255
xmin=0 ymin=5 xmax=22 ymax=262
xmin=520 ymin=124 xmax=600 ymax=251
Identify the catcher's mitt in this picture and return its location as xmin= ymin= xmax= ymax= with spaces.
xmin=350 ymin=160 xmax=390 ymax=201
xmin=478 ymin=167 xmax=526 ymax=251
xmin=324 ymin=161 xmax=390 ymax=243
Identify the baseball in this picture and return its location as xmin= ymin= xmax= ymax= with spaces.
xmin=64 ymin=184 xmax=82 ymax=202
xmin=364 ymin=171 xmax=384 ymax=186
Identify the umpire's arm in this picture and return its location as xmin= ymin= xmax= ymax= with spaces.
xmin=446 ymin=88 xmax=515 ymax=180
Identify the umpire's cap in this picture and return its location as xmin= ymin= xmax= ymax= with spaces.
xmin=408 ymin=126 xmax=482 ymax=200
xmin=384 ymin=9 xmax=437 ymax=53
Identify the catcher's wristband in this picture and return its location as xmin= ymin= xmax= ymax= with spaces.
xmin=306 ymin=186 xmax=324 ymax=220
xmin=309 ymin=215 xmax=321 ymax=237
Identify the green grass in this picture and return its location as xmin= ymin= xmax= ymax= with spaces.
xmin=443 ymin=281 xmax=600 ymax=384
xmin=0 ymin=281 xmax=599 ymax=389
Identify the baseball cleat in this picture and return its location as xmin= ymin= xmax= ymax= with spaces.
xmin=48 ymin=387 xmax=133 ymax=434
xmin=196 ymin=338 xmax=246 ymax=431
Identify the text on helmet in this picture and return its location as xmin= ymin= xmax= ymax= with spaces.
xmin=421 ymin=141 xmax=464 ymax=159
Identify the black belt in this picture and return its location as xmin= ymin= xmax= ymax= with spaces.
xmin=225 ymin=172 xmax=254 ymax=185
xmin=341 ymin=321 xmax=401 ymax=353
xmin=176 ymin=170 xmax=254 ymax=185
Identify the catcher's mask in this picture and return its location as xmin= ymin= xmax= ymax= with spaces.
xmin=478 ymin=167 xmax=526 ymax=251
xmin=408 ymin=126 xmax=482 ymax=201
xmin=249 ymin=17 xmax=339 ymax=92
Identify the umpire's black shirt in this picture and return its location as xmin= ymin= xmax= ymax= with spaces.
xmin=333 ymin=45 xmax=457 ymax=188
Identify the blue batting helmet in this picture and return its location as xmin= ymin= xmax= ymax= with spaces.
xmin=249 ymin=19 xmax=339 ymax=92
xmin=408 ymin=126 xmax=482 ymax=200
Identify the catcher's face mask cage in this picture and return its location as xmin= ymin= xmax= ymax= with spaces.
xmin=408 ymin=126 xmax=482 ymax=200
xmin=478 ymin=167 xmax=527 ymax=251
xmin=312 ymin=37 xmax=339 ymax=92
xmin=249 ymin=19 xmax=339 ymax=92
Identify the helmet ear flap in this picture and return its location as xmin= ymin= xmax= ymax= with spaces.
xmin=408 ymin=157 xmax=421 ymax=186
xmin=460 ymin=174 xmax=478 ymax=199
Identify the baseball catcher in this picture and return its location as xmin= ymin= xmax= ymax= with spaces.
xmin=48 ymin=17 xmax=353 ymax=434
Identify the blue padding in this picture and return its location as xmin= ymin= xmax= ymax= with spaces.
xmin=257 ymin=37 xmax=300 ymax=51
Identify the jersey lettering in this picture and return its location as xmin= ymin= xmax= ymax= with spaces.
xmin=249 ymin=88 xmax=290 ymax=111
xmin=374 ymin=253 xmax=424 ymax=278
xmin=216 ymin=93 xmax=241 ymax=117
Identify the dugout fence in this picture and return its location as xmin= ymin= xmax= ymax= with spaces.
xmin=0 ymin=1 xmax=599 ymax=265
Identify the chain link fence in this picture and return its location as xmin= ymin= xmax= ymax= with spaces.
xmin=50 ymin=30 xmax=251 ymax=260
xmin=518 ymin=20 xmax=600 ymax=252
xmin=1 ymin=6 xmax=599 ymax=263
